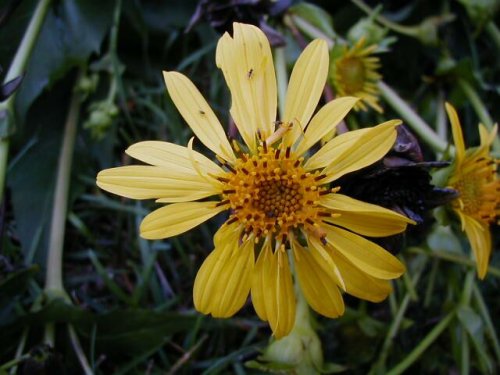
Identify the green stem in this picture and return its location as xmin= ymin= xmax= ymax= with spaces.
xmin=407 ymin=247 xmax=500 ymax=278
xmin=44 ymin=79 xmax=82 ymax=296
xmin=9 ymin=328 xmax=29 ymax=375
xmin=460 ymin=271 xmax=474 ymax=375
xmin=274 ymin=46 xmax=287 ymax=119
xmin=350 ymin=0 xmax=419 ymax=36
xmin=68 ymin=324 xmax=93 ymax=375
xmin=378 ymin=81 xmax=449 ymax=153
xmin=288 ymin=14 xmax=335 ymax=48
xmin=387 ymin=310 xmax=455 ymax=375
xmin=0 ymin=0 xmax=52 ymax=200
xmin=373 ymin=255 xmax=426 ymax=372
xmin=472 ymin=285 xmax=500 ymax=361
xmin=485 ymin=22 xmax=500 ymax=50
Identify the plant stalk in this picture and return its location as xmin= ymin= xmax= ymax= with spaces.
xmin=44 ymin=80 xmax=82 ymax=295
xmin=378 ymin=81 xmax=449 ymax=153
xmin=0 ymin=0 xmax=52 ymax=200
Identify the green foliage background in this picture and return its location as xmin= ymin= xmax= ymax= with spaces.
xmin=0 ymin=0 xmax=498 ymax=374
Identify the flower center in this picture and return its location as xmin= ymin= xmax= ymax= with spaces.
xmin=451 ymin=159 xmax=500 ymax=224
xmin=220 ymin=144 xmax=329 ymax=242
xmin=337 ymin=57 xmax=366 ymax=94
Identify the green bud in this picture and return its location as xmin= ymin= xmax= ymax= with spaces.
xmin=76 ymin=73 xmax=99 ymax=97
xmin=348 ymin=17 xmax=388 ymax=46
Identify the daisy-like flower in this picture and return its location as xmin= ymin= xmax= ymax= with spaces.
xmin=444 ymin=103 xmax=499 ymax=279
xmin=329 ymin=39 xmax=383 ymax=113
xmin=97 ymin=23 xmax=414 ymax=338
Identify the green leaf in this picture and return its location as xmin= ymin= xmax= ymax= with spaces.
xmin=15 ymin=0 xmax=115 ymax=118
xmin=289 ymin=3 xmax=336 ymax=39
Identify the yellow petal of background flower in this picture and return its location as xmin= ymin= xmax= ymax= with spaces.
xmin=251 ymin=243 xmax=296 ymax=339
xmin=292 ymin=240 xmax=345 ymax=318
xmin=445 ymin=102 xmax=465 ymax=164
xmin=216 ymin=23 xmax=277 ymax=150
xmin=163 ymin=71 xmax=235 ymax=162
xmin=324 ymin=225 xmax=405 ymax=279
xmin=97 ymin=166 xmax=221 ymax=201
xmin=460 ymin=213 xmax=491 ymax=279
xmin=194 ymin=233 xmax=253 ymax=317
xmin=304 ymin=128 xmax=371 ymax=170
xmin=320 ymin=194 xmax=414 ymax=237
xmin=294 ymin=96 xmax=358 ymax=156
xmin=330 ymin=250 xmax=393 ymax=302
xmin=140 ymin=201 xmax=226 ymax=239
xmin=283 ymin=39 xmax=329 ymax=147
xmin=322 ymin=120 xmax=401 ymax=183
xmin=126 ymin=141 xmax=223 ymax=176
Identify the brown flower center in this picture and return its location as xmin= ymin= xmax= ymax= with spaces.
xmin=220 ymin=144 xmax=330 ymax=242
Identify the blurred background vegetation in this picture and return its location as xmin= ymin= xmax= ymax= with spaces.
xmin=0 ymin=0 xmax=498 ymax=374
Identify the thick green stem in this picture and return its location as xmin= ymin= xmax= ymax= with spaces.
xmin=0 ymin=0 xmax=52 ymax=200
xmin=378 ymin=81 xmax=449 ymax=154
xmin=44 ymin=83 xmax=82 ymax=295
xmin=387 ymin=310 xmax=455 ymax=375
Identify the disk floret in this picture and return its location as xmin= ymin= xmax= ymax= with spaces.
xmin=221 ymin=143 xmax=329 ymax=242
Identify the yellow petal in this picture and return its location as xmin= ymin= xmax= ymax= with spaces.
xmin=194 ymin=233 xmax=253 ymax=317
xmin=294 ymin=96 xmax=358 ymax=156
xmin=320 ymin=194 xmax=414 ymax=237
xmin=307 ymin=235 xmax=345 ymax=290
xmin=330 ymin=250 xmax=393 ymax=302
xmin=460 ymin=214 xmax=492 ymax=279
xmin=322 ymin=120 xmax=401 ymax=183
xmin=97 ymin=166 xmax=221 ymax=201
xmin=283 ymin=39 xmax=329 ymax=147
xmin=163 ymin=71 xmax=235 ymax=162
xmin=140 ymin=201 xmax=226 ymax=239
xmin=445 ymin=102 xmax=465 ymax=164
xmin=251 ymin=243 xmax=296 ymax=339
xmin=324 ymin=225 xmax=405 ymax=279
xmin=292 ymin=239 xmax=345 ymax=318
xmin=305 ymin=128 xmax=371 ymax=170
xmin=216 ymin=23 xmax=277 ymax=150
xmin=126 ymin=141 xmax=223 ymax=176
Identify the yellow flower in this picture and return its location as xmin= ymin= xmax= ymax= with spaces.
xmin=329 ymin=39 xmax=383 ymax=113
xmin=97 ymin=23 xmax=413 ymax=338
xmin=445 ymin=103 xmax=499 ymax=279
